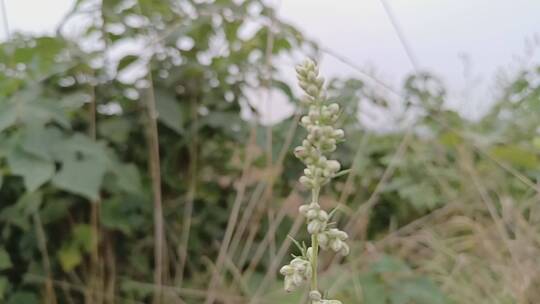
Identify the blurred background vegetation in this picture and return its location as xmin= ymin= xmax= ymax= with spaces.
xmin=1 ymin=0 xmax=540 ymax=303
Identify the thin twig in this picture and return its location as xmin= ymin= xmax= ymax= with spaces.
xmin=378 ymin=0 xmax=420 ymax=70
xmin=144 ymin=70 xmax=167 ymax=304
xmin=33 ymin=213 xmax=58 ymax=304
xmin=249 ymin=216 xmax=304 ymax=303
xmin=204 ymin=127 xmax=258 ymax=304
xmin=344 ymin=128 xmax=413 ymax=239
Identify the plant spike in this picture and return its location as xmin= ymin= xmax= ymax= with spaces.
xmin=280 ymin=59 xmax=349 ymax=304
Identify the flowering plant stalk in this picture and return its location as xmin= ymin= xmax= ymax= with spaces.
xmin=280 ymin=59 xmax=349 ymax=304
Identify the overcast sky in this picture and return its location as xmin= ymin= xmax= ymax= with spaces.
xmin=2 ymin=0 xmax=540 ymax=121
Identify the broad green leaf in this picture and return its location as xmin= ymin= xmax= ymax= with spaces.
xmin=0 ymin=248 xmax=12 ymax=270
xmin=0 ymin=205 xmax=30 ymax=231
xmin=58 ymin=245 xmax=82 ymax=272
xmin=98 ymin=117 xmax=131 ymax=144
xmin=21 ymin=126 xmax=63 ymax=161
xmin=7 ymin=148 xmax=55 ymax=192
xmin=101 ymin=198 xmax=135 ymax=235
xmin=155 ymin=88 xmax=183 ymax=134
xmin=7 ymin=88 xmax=70 ymax=128
xmin=18 ymin=100 xmax=70 ymax=129
xmin=51 ymin=134 xmax=109 ymax=163
xmin=16 ymin=191 xmax=43 ymax=215
xmin=113 ymin=163 xmax=142 ymax=194
xmin=0 ymin=103 xmax=17 ymax=132
xmin=40 ymin=199 xmax=72 ymax=224
xmin=53 ymin=157 xmax=106 ymax=201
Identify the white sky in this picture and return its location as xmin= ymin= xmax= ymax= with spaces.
xmin=2 ymin=0 xmax=540 ymax=122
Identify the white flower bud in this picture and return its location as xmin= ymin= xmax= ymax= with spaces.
xmin=301 ymin=116 xmax=312 ymax=127
xmin=307 ymin=85 xmax=319 ymax=97
xmin=336 ymin=230 xmax=348 ymax=240
xmin=292 ymin=272 xmax=303 ymax=285
xmin=307 ymin=71 xmax=317 ymax=82
xmin=310 ymin=126 xmax=322 ymax=138
xmin=309 ymin=290 xmax=322 ymax=301
xmin=306 ymin=209 xmax=318 ymax=219
xmin=330 ymin=239 xmax=342 ymax=252
xmin=322 ymin=300 xmax=343 ymax=304
xmin=299 ymin=176 xmax=312 ymax=187
xmin=320 ymin=169 xmax=330 ymax=178
xmin=315 ymin=77 xmax=324 ymax=89
xmin=340 ymin=243 xmax=350 ymax=256
xmin=280 ymin=265 xmax=295 ymax=275
xmin=321 ymin=126 xmax=333 ymax=135
xmin=326 ymin=160 xmax=341 ymax=173
xmin=304 ymin=59 xmax=315 ymax=70
xmin=294 ymin=146 xmax=307 ymax=159
xmin=306 ymin=247 xmax=313 ymax=259
xmin=299 ymin=80 xmax=310 ymax=91
xmin=304 ymin=157 xmax=314 ymax=165
xmin=284 ymin=277 xmax=295 ymax=292
xmin=318 ymin=232 xmax=328 ymax=247
xmin=333 ymin=129 xmax=345 ymax=139
xmin=295 ymin=65 xmax=308 ymax=76
xmin=321 ymin=142 xmax=336 ymax=153
xmin=317 ymin=210 xmax=328 ymax=222
xmin=281 ymin=256 xmax=311 ymax=292
xmin=324 ymin=138 xmax=337 ymax=146
xmin=328 ymin=103 xmax=339 ymax=114
xmin=300 ymin=96 xmax=313 ymax=106
xmin=308 ymin=107 xmax=320 ymax=120
xmin=304 ymin=264 xmax=312 ymax=278
xmin=307 ymin=220 xmax=323 ymax=234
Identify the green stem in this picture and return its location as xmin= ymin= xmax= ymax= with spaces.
xmin=310 ymin=187 xmax=320 ymax=292
xmin=311 ymin=233 xmax=319 ymax=291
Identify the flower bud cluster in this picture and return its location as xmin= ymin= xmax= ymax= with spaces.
xmin=279 ymin=256 xmax=312 ymax=292
xmin=299 ymin=202 xmax=328 ymax=234
xmin=294 ymin=59 xmax=344 ymax=189
xmin=296 ymin=59 xmax=325 ymax=101
xmin=298 ymin=203 xmax=350 ymax=256
xmin=281 ymin=59 xmax=349 ymax=302
xmin=318 ymin=228 xmax=350 ymax=256
xmin=309 ymin=290 xmax=343 ymax=304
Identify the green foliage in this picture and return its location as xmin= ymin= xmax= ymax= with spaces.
xmin=0 ymin=247 xmax=12 ymax=271
xmin=358 ymin=256 xmax=448 ymax=304
xmin=58 ymin=224 xmax=94 ymax=271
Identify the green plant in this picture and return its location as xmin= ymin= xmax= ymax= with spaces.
xmin=280 ymin=59 xmax=349 ymax=303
